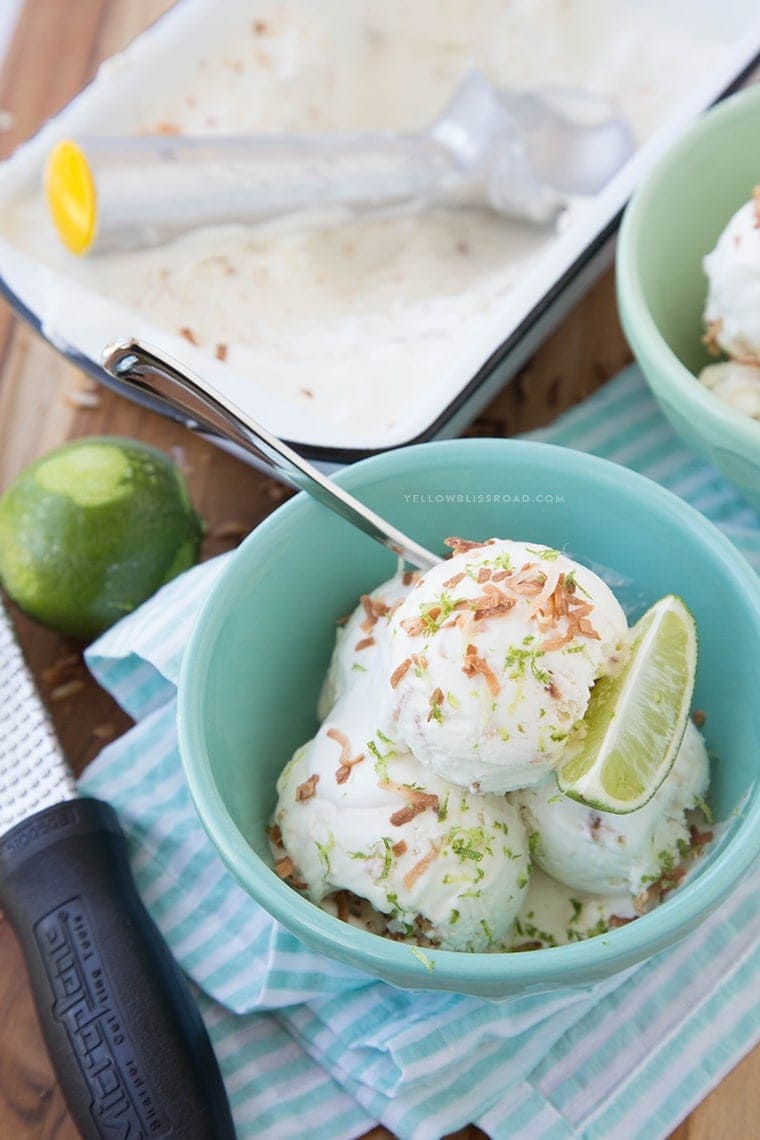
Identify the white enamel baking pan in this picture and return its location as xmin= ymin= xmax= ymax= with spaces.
xmin=0 ymin=0 xmax=758 ymax=462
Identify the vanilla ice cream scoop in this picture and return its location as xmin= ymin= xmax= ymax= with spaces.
xmin=385 ymin=538 xmax=628 ymax=794
xmin=318 ymin=568 xmax=419 ymax=719
xmin=512 ymin=720 xmax=709 ymax=898
xmin=274 ymin=669 xmax=530 ymax=952
xmin=702 ymin=188 xmax=760 ymax=367
xmin=699 ymin=360 xmax=760 ymax=421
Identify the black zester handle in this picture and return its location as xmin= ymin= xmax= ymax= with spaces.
xmin=0 ymin=797 xmax=236 ymax=1139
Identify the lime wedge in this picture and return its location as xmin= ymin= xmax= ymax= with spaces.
xmin=557 ymin=594 xmax=697 ymax=814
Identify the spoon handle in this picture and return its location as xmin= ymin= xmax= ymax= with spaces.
xmin=101 ymin=338 xmax=441 ymax=572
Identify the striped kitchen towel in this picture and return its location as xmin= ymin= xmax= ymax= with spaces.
xmin=80 ymin=365 xmax=760 ymax=1140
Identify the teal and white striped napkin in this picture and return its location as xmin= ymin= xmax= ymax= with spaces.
xmin=80 ymin=366 xmax=760 ymax=1140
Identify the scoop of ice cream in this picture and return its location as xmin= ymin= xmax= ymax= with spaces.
xmin=507 ymin=866 xmax=636 ymax=950
xmin=274 ymin=668 xmax=530 ymax=952
xmin=703 ymin=189 xmax=760 ymax=367
xmin=512 ymin=720 xmax=709 ymax=898
xmin=698 ymin=360 xmax=760 ymax=421
xmin=318 ymin=568 xmax=417 ymax=719
xmin=385 ymin=538 xmax=628 ymax=794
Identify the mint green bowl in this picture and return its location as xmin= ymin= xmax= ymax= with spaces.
xmin=617 ymin=86 xmax=760 ymax=513
xmin=178 ymin=439 xmax=760 ymax=999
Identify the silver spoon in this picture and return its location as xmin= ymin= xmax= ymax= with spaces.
xmin=101 ymin=338 xmax=441 ymax=572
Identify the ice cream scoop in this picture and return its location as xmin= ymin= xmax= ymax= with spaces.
xmin=318 ymin=568 xmax=419 ymax=719
xmin=702 ymin=187 xmax=760 ymax=366
xmin=48 ymin=70 xmax=633 ymax=255
xmin=274 ymin=667 xmax=530 ymax=952
xmin=512 ymin=720 xmax=709 ymax=898
xmin=699 ymin=360 xmax=760 ymax=421
xmin=385 ymin=538 xmax=628 ymax=794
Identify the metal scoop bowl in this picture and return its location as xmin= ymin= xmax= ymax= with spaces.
xmin=53 ymin=71 xmax=634 ymax=255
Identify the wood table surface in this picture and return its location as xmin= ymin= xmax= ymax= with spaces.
xmin=0 ymin=2 xmax=757 ymax=1136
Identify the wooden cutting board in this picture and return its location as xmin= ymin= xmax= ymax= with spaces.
xmin=0 ymin=2 xmax=756 ymax=1137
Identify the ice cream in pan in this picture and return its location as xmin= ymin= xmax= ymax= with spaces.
xmin=271 ymin=538 xmax=711 ymax=952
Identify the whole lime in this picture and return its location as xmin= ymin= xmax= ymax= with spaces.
xmin=0 ymin=436 xmax=203 ymax=639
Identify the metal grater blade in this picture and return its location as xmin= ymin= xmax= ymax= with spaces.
xmin=0 ymin=600 xmax=76 ymax=835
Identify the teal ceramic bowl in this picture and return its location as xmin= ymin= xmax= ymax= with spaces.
xmin=178 ymin=439 xmax=760 ymax=999
xmin=617 ymin=85 xmax=760 ymax=513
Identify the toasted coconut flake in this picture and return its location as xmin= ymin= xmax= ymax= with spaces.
xmin=179 ymin=326 xmax=198 ymax=345
xmin=473 ymin=601 xmax=515 ymax=621
xmin=443 ymin=536 xmax=496 ymax=556
xmin=269 ymin=823 xmax=283 ymax=847
xmin=690 ymin=825 xmax=714 ymax=849
xmin=410 ymin=652 xmax=428 ymax=672
xmin=513 ymin=941 xmax=543 ymax=952
xmin=408 ymin=788 xmax=440 ymax=812
xmin=633 ymin=890 xmax=652 ymax=915
xmin=275 ymin=856 xmax=294 ymax=879
xmin=327 ymin=727 xmax=352 ymax=765
xmin=92 ymin=723 xmax=116 ymax=741
xmin=702 ymin=318 xmax=723 ymax=356
xmin=542 ymin=628 xmax=574 ymax=653
xmin=692 ymin=709 xmax=707 ymax=728
xmin=490 ymin=569 xmax=511 ymax=582
xmin=392 ymin=840 xmax=408 ymax=857
xmin=382 ymin=782 xmax=440 ymax=826
xmin=335 ymin=754 xmax=364 ymax=784
xmin=50 ymin=679 xmax=85 ymax=701
xmin=390 ymin=658 xmax=412 ymax=689
xmin=389 ymin=804 xmax=417 ymax=826
xmin=215 ymin=342 xmax=228 ymax=362
xmin=443 ymin=613 xmax=468 ymax=628
xmin=295 ymin=774 xmax=319 ymax=801
xmin=360 ymin=594 xmax=390 ymax=632
xmin=754 ymin=185 xmax=760 ymax=228
xmin=335 ymin=890 xmax=351 ymax=923
xmin=477 ymin=567 xmax=492 ymax=583
xmin=354 ymin=635 xmax=376 ymax=652
xmin=575 ymin=617 xmax=601 ymax=640
xmin=42 ymin=654 xmax=81 ymax=685
xmin=402 ymin=570 xmax=418 ymax=586
xmin=360 ymin=594 xmax=377 ymax=631
xmin=662 ymin=864 xmax=687 ymax=891
xmin=546 ymin=680 xmax=562 ymax=701
xmin=470 ymin=584 xmax=515 ymax=621
xmin=326 ymin=728 xmax=365 ymax=783
xmin=402 ymin=844 xmax=440 ymax=890
xmin=513 ymin=578 xmax=546 ymax=596
xmin=461 ymin=645 xmax=500 ymax=696
xmin=608 ymin=915 xmax=635 ymax=929
xmin=550 ymin=573 xmax=569 ymax=618
xmin=427 ymin=687 xmax=444 ymax=722
xmin=399 ymin=615 xmax=426 ymax=636
xmin=443 ymin=570 xmax=467 ymax=589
